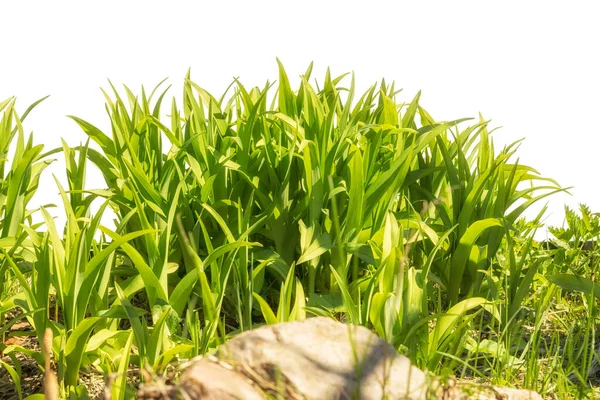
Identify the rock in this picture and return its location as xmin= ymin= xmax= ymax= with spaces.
xmin=181 ymin=317 xmax=429 ymax=399
xmin=155 ymin=317 xmax=544 ymax=400
xmin=179 ymin=356 xmax=266 ymax=400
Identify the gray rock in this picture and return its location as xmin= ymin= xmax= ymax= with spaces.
xmin=214 ymin=317 xmax=429 ymax=399
xmin=169 ymin=317 xmax=544 ymax=400
xmin=179 ymin=356 xmax=266 ymax=400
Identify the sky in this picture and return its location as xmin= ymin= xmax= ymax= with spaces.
xmin=2 ymin=1 xmax=599 ymax=238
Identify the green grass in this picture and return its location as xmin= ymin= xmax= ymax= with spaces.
xmin=0 ymin=62 xmax=598 ymax=399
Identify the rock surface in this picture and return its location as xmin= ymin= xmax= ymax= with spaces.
xmin=179 ymin=356 xmax=265 ymax=400
xmin=174 ymin=317 xmax=427 ymax=399
xmin=138 ymin=317 xmax=544 ymax=400
xmin=212 ymin=317 xmax=428 ymax=399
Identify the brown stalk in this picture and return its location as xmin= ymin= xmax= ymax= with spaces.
xmin=43 ymin=328 xmax=59 ymax=400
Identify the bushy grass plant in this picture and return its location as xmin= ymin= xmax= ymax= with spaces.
xmin=2 ymin=63 xmax=598 ymax=399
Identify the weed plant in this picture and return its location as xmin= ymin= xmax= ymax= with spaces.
xmin=0 ymin=63 xmax=597 ymax=399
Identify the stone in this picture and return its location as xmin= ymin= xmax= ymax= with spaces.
xmin=210 ymin=317 xmax=427 ymax=399
xmin=179 ymin=356 xmax=266 ymax=400
xmin=154 ymin=317 xmax=544 ymax=400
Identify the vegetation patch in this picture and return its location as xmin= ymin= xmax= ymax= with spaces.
xmin=0 ymin=62 xmax=598 ymax=399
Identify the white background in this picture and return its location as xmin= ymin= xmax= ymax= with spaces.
xmin=2 ymin=1 xmax=599 ymax=237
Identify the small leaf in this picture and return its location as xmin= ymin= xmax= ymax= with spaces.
xmin=548 ymin=274 xmax=600 ymax=299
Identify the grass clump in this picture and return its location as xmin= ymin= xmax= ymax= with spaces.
xmin=0 ymin=62 xmax=598 ymax=399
